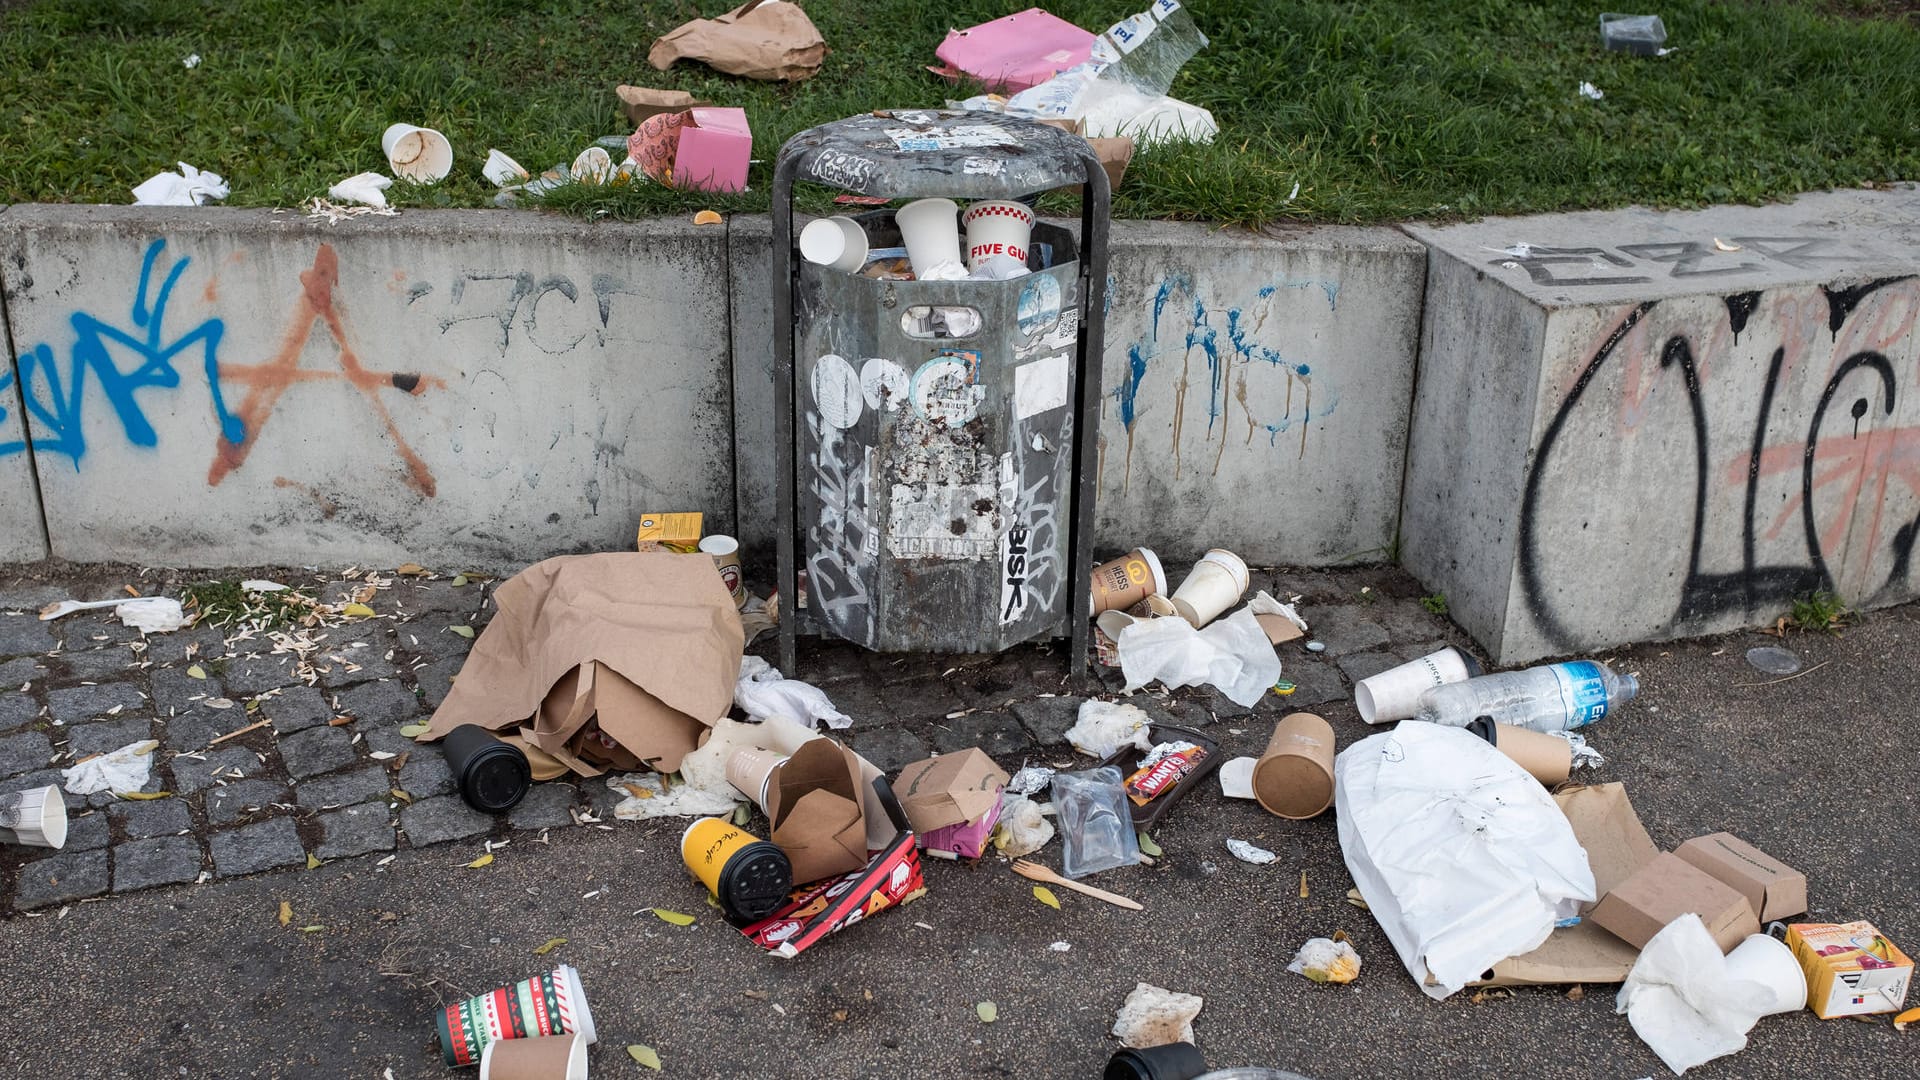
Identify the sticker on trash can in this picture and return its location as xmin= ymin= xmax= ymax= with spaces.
xmin=811 ymin=353 xmax=864 ymax=430
xmin=1014 ymin=354 xmax=1070 ymax=421
xmin=1017 ymin=275 xmax=1062 ymax=337
xmin=806 ymin=149 xmax=879 ymax=190
xmin=860 ymin=359 xmax=910 ymax=412
xmin=888 ymin=482 xmax=997 ymax=559
xmin=886 ymin=125 xmax=1018 ymax=152
xmin=962 ymin=156 xmax=1005 ymax=176
xmin=912 ymin=354 xmax=983 ymax=426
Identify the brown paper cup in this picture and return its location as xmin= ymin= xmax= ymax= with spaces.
xmin=1089 ymin=548 xmax=1167 ymax=615
xmin=1251 ymin=713 xmax=1336 ymax=819
xmin=699 ymin=534 xmax=746 ymax=609
xmin=725 ymin=748 xmax=789 ymax=812
xmin=1487 ymin=723 xmax=1572 ymax=786
xmin=479 ymin=1031 xmax=587 ymax=1080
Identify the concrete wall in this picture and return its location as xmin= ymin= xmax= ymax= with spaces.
xmin=1 ymin=208 xmax=52 ymax=560
xmin=1404 ymin=188 xmax=1920 ymax=662
xmin=0 ymin=206 xmax=735 ymax=571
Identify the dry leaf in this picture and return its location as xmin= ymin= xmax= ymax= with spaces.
xmin=398 ymin=723 xmax=429 ymax=738
xmin=1299 ymin=870 xmax=1309 ymax=899
xmin=467 ymin=853 xmax=495 ymax=869
xmin=396 ymin=563 xmax=429 ymax=576
xmin=451 ymin=574 xmax=469 ymax=587
xmin=650 ymin=908 xmax=695 ymax=926
xmin=450 ymin=625 xmax=475 ymax=639
xmin=299 ymin=925 xmax=325 ymax=933
xmin=342 ymin=602 xmax=376 ymax=618
xmin=693 ymin=210 xmax=723 ymax=225
xmin=120 ymin=791 xmax=171 ymax=801
xmin=186 ymin=665 xmax=208 ymax=680
xmin=1135 ymin=831 xmax=1162 ymax=857
xmin=743 ymin=989 xmax=768 ymax=1000
xmin=1331 ymin=928 xmax=1350 ymax=943
xmin=1032 ymin=886 xmax=1060 ymax=910
xmin=1566 ymin=985 xmax=1586 ymax=1002
xmin=627 ymin=1045 xmax=662 ymax=1070
xmin=278 ymin=901 xmax=293 ymax=926
xmin=352 ymin=584 xmax=377 ymax=604
xmin=831 ymin=1008 xmax=848 ymax=1022
xmin=306 ymin=853 xmax=322 ymax=869
xmin=732 ymin=804 xmax=752 ymax=826
xmin=204 ymin=697 xmax=235 ymax=710
xmin=391 ymin=788 xmax=413 ymax=804
xmin=976 ymin=1001 xmax=998 ymax=1023
xmin=533 ymin=937 xmax=567 ymax=955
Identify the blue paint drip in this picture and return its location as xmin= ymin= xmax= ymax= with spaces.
xmin=1151 ymin=273 xmax=1191 ymax=340
xmin=1116 ymin=342 xmax=1151 ymax=430
xmin=1185 ymin=299 xmax=1222 ymax=432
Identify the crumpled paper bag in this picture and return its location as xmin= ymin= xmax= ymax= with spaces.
xmin=1618 ymin=914 xmax=1776 ymax=1075
xmin=648 ymin=0 xmax=826 ymax=82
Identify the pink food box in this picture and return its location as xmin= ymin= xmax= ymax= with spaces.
xmin=673 ymin=107 xmax=751 ymax=193
xmin=918 ymin=790 xmax=1006 ymax=859
xmin=933 ymin=8 xmax=1097 ymax=93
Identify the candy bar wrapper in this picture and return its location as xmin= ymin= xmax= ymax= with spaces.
xmin=737 ymin=831 xmax=927 ymax=958
xmin=1127 ymin=745 xmax=1208 ymax=806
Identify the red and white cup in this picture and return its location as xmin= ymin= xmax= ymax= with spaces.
xmin=436 ymin=964 xmax=597 ymax=1067
xmin=961 ymin=200 xmax=1035 ymax=272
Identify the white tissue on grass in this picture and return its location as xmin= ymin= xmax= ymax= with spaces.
xmin=1226 ymin=838 xmax=1276 ymax=865
xmin=62 ymin=739 xmax=159 ymax=796
xmin=1579 ymin=81 xmax=1605 ymax=100
xmin=735 ymin=655 xmax=851 ymax=730
xmin=605 ymin=773 xmax=741 ymax=820
xmin=327 ymin=172 xmax=393 ymax=208
xmin=1247 ymin=590 xmax=1308 ymax=632
xmin=1065 ymin=700 xmax=1153 ymax=758
xmin=132 ymin=163 xmax=229 ymax=206
xmin=1006 ymin=765 xmax=1055 ymax=797
xmin=993 ymin=792 xmax=1055 ymax=857
xmin=1110 ymin=982 xmax=1204 ymax=1049
xmin=115 ymin=597 xmax=188 ymax=633
xmin=183 ymin=54 xmax=201 ymax=69
xmin=1116 ymin=605 xmax=1280 ymax=707
xmin=1618 ymin=914 xmax=1775 ymax=1075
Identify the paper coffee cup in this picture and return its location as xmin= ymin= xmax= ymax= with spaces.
xmin=479 ymin=1031 xmax=587 ymax=1080
xmin=571 ymin=146 xmax=613 ymax=185
xmin=699 ymin=534 xmax=746 ymax=609
xmin=1251 ymin=713 xmax=1336 ymax=819
xmin=681 ymin=816 xmax=794 ymax=924
xmin=800 ymin=217 xmax=869 ymax=274
xmin=1724 ymin=933 xmax=1808 ymax=1015
xmin=0 ymin=785 xmax=67 ymax=849
xmin=960 ymin=200 xmax=1035 ymax=272
xmin=1355 ymin=647 xmax=1476 ymax=724
xmin=894 ymin=198 xmax=964 ymax=278
xmin=1093 ymin=593 xmax=1177 ymax=643
xmin=1468 ymin=720 xmax=1572 ymax=786
xmin=1169 ymin=549 xmax=1249 ymax=628
xmin=381 ymin=123 xmax=453 ymax=182
xmin=725 ymin=748 xmax=789 ymax=812
xmin=1089 ymin=547 xmax=1167 ymax=615
xmin=437 ymin=964 xmax=596 ymax=1067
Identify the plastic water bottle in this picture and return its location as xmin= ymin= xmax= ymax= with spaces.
xmin=1412 ymin=660 xmax=1638 ymax=732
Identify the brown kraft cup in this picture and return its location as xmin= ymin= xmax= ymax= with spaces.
xmin=1251 ymin=713 xmax=1337 ymax=819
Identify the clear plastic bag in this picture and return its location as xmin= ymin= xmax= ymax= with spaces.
xmin=1053 ymin=767 xmax=1141 ymax=878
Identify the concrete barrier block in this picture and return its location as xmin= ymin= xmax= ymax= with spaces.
xmin=2 ymin=248 xmax=52 ymax=560
xmin=0 ymin=206 xmax=734 ymax=571
xmin=728 ymin=214 xmax=776 ymax=565
xmin=1403 ymin=188 xmax=1920 ymax=662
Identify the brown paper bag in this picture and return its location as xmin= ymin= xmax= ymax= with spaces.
xmin=648 ymin=0 xmax=827 ymax=82
xmin=615 ymin=85 xmax=710 ymax=126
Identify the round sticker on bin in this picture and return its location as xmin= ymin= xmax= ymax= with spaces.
xmin=911 ymin=356 xmax=982 ymax=426
xmin=811 ymin=353 xmax=863 ymax=430
xmin=860 ymin=358 xmax=909 ymax=413
xmin=1017 ymin=275 xmax=1062 ymax=337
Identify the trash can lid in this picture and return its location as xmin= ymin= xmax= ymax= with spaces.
xmin=776 ymin=110 xmax=1102 ymax=199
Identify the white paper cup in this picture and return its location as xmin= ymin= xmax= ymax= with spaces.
xmin=894 ymin=198 xmax=963 ymax=279
xmin=480 ymin=1031 xmax=587 ymax=1080
xmin=960 ymin=199 xmax=1035 ymax=271
xmin=800 ymin=217 xmax=870 ymax=273
xmin=1169 ymin=549 xmax=1249 ymax=628
xmin=699 ymin=534 xmax=745 ymax=608
xmin=0 ymin=785 xmax=67 ymax=849
xmin=382 ymin=123 xmax=453 ymax=182
xmin=1724 ymin=933 xmax=1808 ymax=1015
xmin=571 ymin=146 xmax=612 ymax=185
xmin=1355 ymin=647 xmax=1475 ymax=724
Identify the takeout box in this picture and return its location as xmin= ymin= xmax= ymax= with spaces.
xmin=724 ymin=718 xmax=898 ymax=884
xmin=1786 ymin=920 xmax=1912 ymax=1018
xmin=891 ymin=749 xmax=1009 ymax=859
xmin=1591 ymin=852 xmax=1761 ymax=954
xmin=931 ymin=8 xmax=1097 ymax=93
xmin=627 ymin=107 xmax=752 ymax=194
xmin=615 ymin=85 xmax=711 ymax=126
xmin=1674 ymin=832 xmax=1808 ymax=923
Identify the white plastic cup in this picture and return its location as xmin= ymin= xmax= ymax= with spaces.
xmin=479 ymin=1031 xmax=587 ymax=1080
xmin=960 ymin=200 xmax=1036 ymax=271
xmin=1724 ymin=933 xmax=1809 ymax=1015
xmin=1169 ymin=548 xmax=1249 ymax=628
xmin=1355 ymin=647 xmax=1477 ymax=724
xmin=894 ymin=198 xmax=964 ymax=278
xmin=0 ymin=785 xmax=67 ymax=849
xmin=799 ymin=217 xmax=870 ymax=274
xmin=382 ymin=123 xmax=453 ymax=182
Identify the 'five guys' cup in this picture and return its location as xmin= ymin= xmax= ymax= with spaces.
xmin=799 ymin=216 xmax=870 ymax=273
xmin=479 ymin=1031 xmax=587 ymax=1080
xmin=381 ymin=123 xmax=453 ymax=182
xmin=1251 ymin=713 xmax=1337 ymax=819
xmin=894 ymin=198 xmax=964 ymax=278
xmin=0 ymin=785 xmax=67 ymax=849
xmin=699 ymin=534 xmax=746 ymax=608
xmin=960 ymin=200 xmax=1035 ymax=272
xmin=1354 ymin=646 xmax=1481 ymax=724
xmin=1466 ymin=718 xmax=1572 ymax=786
xmin=1089 ymin=547 xmax=1167 ymax=615
xmin=437 ymin=964 xmax=597 ymax=1067
xmin=1168 ymin=549 xmax=1250 ymax=628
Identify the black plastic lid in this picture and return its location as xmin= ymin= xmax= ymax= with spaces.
xmin=717 ymin=840 xmax=794 ymax=924
xmin=440 ymin=725 xmax=532 ymax=814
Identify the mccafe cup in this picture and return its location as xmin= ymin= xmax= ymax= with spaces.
xmin=0 ymin=785 xmax=67 ymax=849
xmin=479 ymin=1031 xmax=587 ymax=1080
xmin=960 ymin=199 xmax=1035 ymax=272
xmin=681 ymin=816 xmax=794 ymax=924
xmin=1168 ymin=549 xmax=1249 ymax=628
xmin=800 ymin=216 xmax=870 ymax=274
xmin=382 ymin=123 xmax=453 ymax=182
xmin=1355 ymin=647 xmax=1481 ymax=724
xmin=699 ymin=534 xmax=747 ymax=608
xmin=1251 ymin=713 xmax=1337 ymax=819
xmin=894 ymin=198 xmax=964 ymax=278
xmin=1466 ymin=718 xmax=1572 ymax=786
xmin=1089 ymin=547 xmax=1168 ymax=615
xmin=437 ymin=964 xmax=597 ymax=1067
xmin=441 ymin=724 xmax=533 ymax=814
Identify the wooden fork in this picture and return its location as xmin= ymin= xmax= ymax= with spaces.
xmin=1010 ymin=858 xmax=1143 ymax=911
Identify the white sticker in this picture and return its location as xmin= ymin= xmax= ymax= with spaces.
xmin=1107 ymin=14 xmax=1153 ymax=53
xmin=1153 ymin=0 xmax=1183 ymax=20
xmin=961 ymin=156 xmax=1004 ymax=176
xmin=1014 ymin=354 xmax=1071 ymax=421
xmin=998 ymin=453 xmax=1025 ymax=624
xmin=886 ymin=125 xmax=1019 ymax=152
xmin=1017 ymin=274 xmax=1062 ymax=337
xmin=911 ymin=356 xmax=983 ymax=426
xmin=811 ymin=353 xmax=863 ymax=430
xmin=859 ymin=358 xmax=910 ymax=412
xmin=888 ymin=482 xmax=997 ymax=560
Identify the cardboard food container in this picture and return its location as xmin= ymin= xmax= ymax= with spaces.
xmin=1590 ymin=851 xmax=1761 ymax=954
xmin=1786 ymin=920 xmax=1912 ymax=1018
xmin=1674 ymin=832 xmax=1808 ymax=923
xmin=635 ymin=511 xmax=703 ymax=552
xmin=891 ymin=748 xmax=1009 ymax=860
xmin=726 ymin=737 xmax=869 ymax=885
xmin=1097 ymin=725 xmax=1224 ymax=830
xmin=627 ymin=107 xmax=753 ymax=194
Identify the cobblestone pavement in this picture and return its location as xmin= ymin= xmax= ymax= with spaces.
xmin=1 ymin=562 xmax=1460 ymax=912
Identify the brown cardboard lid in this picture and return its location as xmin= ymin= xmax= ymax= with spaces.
xmin=890 ymin=749 xmax=1010 ymax=833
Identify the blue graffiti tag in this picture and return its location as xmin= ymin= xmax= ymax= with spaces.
xmin=4 ymin=239 xmax=239 ymax=465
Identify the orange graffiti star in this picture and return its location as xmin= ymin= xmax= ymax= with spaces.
xmin=208 ymin=244 xmax=443 ymax=496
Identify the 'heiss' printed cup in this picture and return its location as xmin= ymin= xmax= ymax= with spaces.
xmin=436 ymin=964 xmax=597 ymax=1067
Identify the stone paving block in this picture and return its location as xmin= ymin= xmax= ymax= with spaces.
xmin=930 ymin=711 xmax=1034 ymax=757
xmin=316 ymin=804 xmax=397 ymax=860
xmin=388 ymin=579 xmax=485 ymax=619
xmin=142 ymin=625 xmax=228 ymax=666
xmin=276 ymin=725 xmax=358 ymax=778
xmin=508 ymin=784 xmax=578 ymax=831
xmin=314 ymin=633 xmax=400 ymax=688
xmin=48 ymin=682 xmax=146 ymax=723
xmin=401 ymin=795 xmax=493 ymax=847
xmin=847 ymin=727 xmax=929 ymax=774
xmin=0 ymin=729 xmax=53 ymax=778
xmin=0 ymin=613 xmax=56 ymax=657
xmin=1372 ymin=601 xmax=1448 ymax=646
xmin=1010 ymin=695 xmax=1084 ymax=745
xmin=0 ymin=693 xmax=39 ymax=732
xmin=335 ymin=680 xmax=420 ymax=726
xmin=398 ymin=751 xmax=454 ymax=799
xmin=65 ymin=716 xmax=154 ymax=757
xmin=1336 ymin=651 xmax=1406 ymax=686
xmin=360 ymin=725 xmax=416 ymax=760
xmin=159 ymin=707 xmax=235 ymax=754
xmin=0 ymin=656 xmax=46 ymax=685
xmin=1143 ymin=696 xmax=1219 ymax=730
xmin=62 ymin=810 xmax=110 ymax=851
xmin=1273 ymin=657 xmax=1348 ymax=709
xmin=264 ymin=685 xmax=332 ymax=734
xmin=59 ymin=646 xmax=144 ymax=681
xmin=296 ymin=766 xmax=391 ymax=809
xmin=222 ymin=653 xmax=300 ymax=695
xmin=209 ymin=817 xmax=306 ymax=877
xmin=203 ymin=779 xmax=292 ymax=825
xmin=408 ymin=624 xmax=482 ymax=660
xmin=170 ymin=744 xmax=269 ymax=795
xmin=412 ymin=656 xmax=463 ymax=709
xmin=57 ymin=618 xmax=145 ymax=649
xmin=0 ymin=585 xmax=64 ymax=610
xmin=151 ymin=665 xmax=221 ymax=716
xmin=13 ymin=849 xmax=109 ymax=909
xmin=885 ymin=678 xmax=967 ymax=723
xmin=112 ymin=836 xmax=203 ymax=892
xmin=107 ymin=796 xmax=191 ymax=839
xmin=1306 ymin=607 xmax=1392 ymax=656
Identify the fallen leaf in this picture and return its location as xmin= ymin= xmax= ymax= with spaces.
xmin=650 ymin=908 xmax=695 ymax=926
xmin=451 ymin=574 xmax=469 ymax=587
xmin=306 ymin=853 xmax=322 ymax=870
xmin=398 ymin=723 xmax=429 ymax=738
xmin=831 ymin=1008 xmax=848 ymax=1022
xmin=533 ymin=937 xmax=567 ymax=955
xmin=1032 ymin=886 xmax=1060 ymax=910
xmin=1566 ymin=985 xmax=1586 ymax=1002
xmin=976 ymin=1001 xmax=998 ymax=1024
xmin=278 ymin=901 xmax=293 ymax=926
xmin=693 ymin=209 xmax=723 ymax=225
xmin=1299 ymin=870 xmax=1309 ymax=899
xmin=743 ymin=989 xmax=768 ymax=1000
xmin=467 ymin=853 xmax=494 ymax=869
xmin=391 ymin=788 xmax=412 ymax=804
xmin=342 ymin=602 xmax=376 ymax=618
xmin=369 ymin=751 xmax=396 ymax=761
xmin=353 ymin=584 xmax=376 ymax=605
xmin=395 ymin=563 xmax=429 ymax=576
xmin=627 ymin=1044 xmax=662 ymax=1070
xmin=120 ymin=791 xmax=171 ymax=801
xmin=299 ymin=925 xmax=325 ymax=933
xmin=623 ymin=784 xmax=654 ymax=800
xmin=1331 ymin=928 xmax=1350 ymax=943
xmin=186 ymin=665 xmax=208 ymax=680
xmin=732 ymin=804 xmax=752 ymax=826
xmin=204 ymin=697 xmax=235 ymax=710
xmin=1135 ymin=831 xmax=1162 ymax=858
xmin=450 ymin=625 xmax=475 ymax=639
xmin=1895 ymin=1005 xmax=1919 ymax=1031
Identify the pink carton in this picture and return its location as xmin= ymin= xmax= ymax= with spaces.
xmin=919 ymin=795 xmax=1005 ymax=859
xmin=933 ymin=8 xmax=1096 ymax=93
xmin=627 ymin=106 xmax=752 ymax=193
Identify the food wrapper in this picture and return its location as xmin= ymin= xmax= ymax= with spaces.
xmin=735 ymin=829 xmax=925 ymax=958
xmin=1125 ymin=742 xmax=1206 ymax=806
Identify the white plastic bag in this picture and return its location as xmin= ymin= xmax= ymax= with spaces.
xmin=1618 ymin=914 xmax=1775 ymax=1075
xmin=992 ymin=792 xmax=1054 ymax=857
xmin=131 ymin=162 xmax=229 ymax=206
xmin=1064 ymin=699 xmax=1153 ymax=757
xmin=62 ymin=739 xmax=158 ymax=796
xmin=1116 ymin=605 xmax=1279 ymax=707
xmin=1334 ymin=722 xmax=1595 ymax=999
xmin=734 ymin=656 xmax=851 ymax=730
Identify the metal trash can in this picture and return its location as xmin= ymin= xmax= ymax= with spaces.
xmin=773 ymin=111 xmax=1110 ymax=672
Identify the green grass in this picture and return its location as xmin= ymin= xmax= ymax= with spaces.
xmin=181 ymin=578 xmax=317 ymax=629
xmin=1419 ymin=593 xmax=1449 ymax=616
xmin=1787 ymin=590 xmax=1850 ymax=634
xmin=2 ymin=0 xmax=1917 ymax=226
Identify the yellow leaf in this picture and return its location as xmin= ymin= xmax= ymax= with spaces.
xmin=306 ymin=853 xmax=322 ymax=870
xmin=398 ymin=723 xmax=429 ymax=738
xmin=1032 ymin=886 xmax=1060 ymax=910
xmin=467 ymin=853 xmax=494 ymax=869
xmin=391 ymin=789 xmax=412 ymax=804
xmin=451 ymin=574 xmax=469 ymax=587
xmin=395 ymin=563 xmax=429 ymax=576
xmin=650 ymin=908 xmax=695 ymax=926
xmin=299 ymin=925 xmax=325 ymax=933
xmin=533 ymin=937 xmax=567 ymax=955
xmin=186 ymin=665 xmax=208 ymax=680
xmin=976 ymin=1001 xmax=998 ymax=1023
xmin=121 ymin=791 xmax=171 ymax=801
xmin=693 ymin=210 xmax=723 ymax=225
xmin=627 ymin=1044 xmax=662 ymax=1070
xmin=1135 ymin=831 xmax=1162 ymax=857
xmin=1299 ymin=870 xmax=1309 ymax=899
xmin=450 ymin=625 xmax=476 ymax=639
xmin=278 ymin=901 xmax=293 ymax=927
xmin=342 ymin=602 xmax=375 ymax=617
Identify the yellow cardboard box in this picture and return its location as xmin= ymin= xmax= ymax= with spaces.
xmin=635 ymin=512 xmax=702 ymax=553
xmin=1786 ymin=920 xmax=1912 ymax=1018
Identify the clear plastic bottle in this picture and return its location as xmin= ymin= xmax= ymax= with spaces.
xmin=1412 ymin=660 xmax=1638 ymax=732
